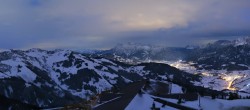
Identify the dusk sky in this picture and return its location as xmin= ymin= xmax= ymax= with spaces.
xmin=0 ymin=0 xmax=250 ymax=50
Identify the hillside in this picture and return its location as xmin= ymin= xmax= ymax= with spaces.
xmin=0 ymin=49 xmax=199 ymax=108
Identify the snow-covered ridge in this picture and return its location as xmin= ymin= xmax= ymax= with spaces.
xmin=0 ymin=49 xmax=135 ymax=107
xmin=208 ymin=36 xmax=250 ymax=47
xmin=112 ymin=42 xmax=164 ymax=56
xmin=234 ymin=36 xmax=250 ymax=46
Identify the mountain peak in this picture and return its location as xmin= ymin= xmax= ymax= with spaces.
xmin=207 ymin=37 xmax=250 ymax=47
xmin=233 ymin=36 xmax=250 ymax=46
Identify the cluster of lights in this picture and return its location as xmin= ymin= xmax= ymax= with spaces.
xmin=222 ymin=75 xmax=242 ymax=91
xmin=169 ymin=60 xmax=196 ymax=70
xmin=169 ymin=60 xmax=248 ymax=92
xmin=201 ymin=72 xmax=213 ymax=77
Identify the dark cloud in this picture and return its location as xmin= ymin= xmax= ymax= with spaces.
xmin=0 ymin=0 xmax=249 ymax=49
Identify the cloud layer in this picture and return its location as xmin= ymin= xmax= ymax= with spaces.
xmin=0 ymin=0 xmax=250 ymax=49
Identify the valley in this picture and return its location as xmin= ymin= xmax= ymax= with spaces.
xmin=0 ymin=37 xmax=250 ymax=109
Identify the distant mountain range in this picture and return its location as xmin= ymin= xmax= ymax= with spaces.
xmin=88 ymin=42 xmax=191 ymax=64
xmin=90 ymin=37 xmax=250 ymax=71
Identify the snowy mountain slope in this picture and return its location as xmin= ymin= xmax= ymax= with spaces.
xmin=0 ymin=49 xmax=200 ymax=108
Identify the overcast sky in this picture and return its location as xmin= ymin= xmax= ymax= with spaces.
xmin=0 ymin=0 xmax=250 ymax=50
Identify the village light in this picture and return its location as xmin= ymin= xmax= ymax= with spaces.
xmin=222 ymin=75 xmax=242 ymax=91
